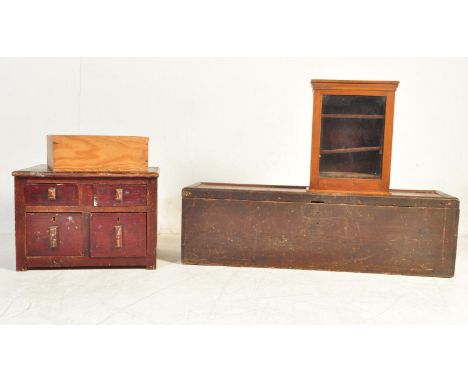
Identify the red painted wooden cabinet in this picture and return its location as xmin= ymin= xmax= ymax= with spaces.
xmin=13 ymin=165 xmax=159 ymax=271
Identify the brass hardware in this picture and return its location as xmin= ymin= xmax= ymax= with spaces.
xmin=182 ymin=190 xmax=192 ymax=197
xmin=115 ymin=188 xmax=123 ymax=201
xmin=114 ymin=225 xmax=122 ymax=248
xmin=49 ymin=226 xmax=58 ymax=248
xmin=48 ymin=187 xmax=57 ymax=200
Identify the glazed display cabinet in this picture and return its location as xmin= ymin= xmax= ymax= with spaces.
xmin=309 ymin=80 xmax=399 ymax=193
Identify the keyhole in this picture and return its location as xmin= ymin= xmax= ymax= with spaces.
xmin=52 ymin=216 xmax=56 ymax=222
xmin=117 ymin=217 xmax=120 ymax=222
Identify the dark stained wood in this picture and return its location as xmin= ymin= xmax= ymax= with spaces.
xmin=321 ymin=146 xmax=381 ymax=154
xmin=322 ymin=114 xmax=385 ymax=119
xmin=182 ymin=183 xmax=458 ymax=208
xmin=309 ymin=80 xmax=399 ymax=194
xmin=181 ymin=182 xmax=459 ymax=278
xmin=13 ymin=165 xmax=159 ymax=270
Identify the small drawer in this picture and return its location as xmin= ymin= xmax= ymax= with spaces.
xmin=25 ymin=183 xmax=79 ymax=206
xmin=26 ymin=213 xmax=84 ymax=257
xmin=93 ymin=184 xmax=147 ymax=207
xmin=89 ymin=213 xmax=146 ymax=258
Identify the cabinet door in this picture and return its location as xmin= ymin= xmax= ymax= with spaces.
xmin=90 ymin=213 xmax=146 ymax=258
xmin=26 ymin=213 xmax=84 ymax=256
xmin=319 ymin=95 xmax=386 ymax=179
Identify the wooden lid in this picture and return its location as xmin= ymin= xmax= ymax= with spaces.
xmin=182 ymin=182 xmax=458 ymax=208
xmin=311 ymin=79 xmax=399 ymax=91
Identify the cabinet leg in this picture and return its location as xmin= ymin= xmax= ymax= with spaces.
xmin=146 ymin=264 xmax=156 ymax=270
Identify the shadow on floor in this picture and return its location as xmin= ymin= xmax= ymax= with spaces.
xmin=157 ymin=246 xmax=181 ymax=264
xmin=0 ymin=251 xmax=16 ymax=271
xmin=0 ymin=234 xmax=16 ymax=271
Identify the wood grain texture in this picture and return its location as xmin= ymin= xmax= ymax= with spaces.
xmin=181 ymin=183 xmax=459 ymax=277
xmin=13 ymin=165 xmax=159 ymax=270
xmin=47 ymin=135 xmax=149 ymax=172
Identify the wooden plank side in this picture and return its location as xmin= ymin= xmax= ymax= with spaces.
xmin=47 ymin=135 xmax=149 ymax=172
xmin=14 ymin=177 xmax=27 ymax=271
xmin=442 ymin=207 xmax=460 ymax=276
xmin=182 ymin=196 xmax=458 ymax=277
xmin=146 ymin=177 xmax=158 ymax=269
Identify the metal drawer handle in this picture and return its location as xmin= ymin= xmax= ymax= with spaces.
xmin=114 ymin=225 xmax=122 ymax=248
xmin=49 ymin=226 xmax=58 ymax=248
xmin=115 ymin=188 xmax=123 ymax=201
xmin=48 ymin=187 xmax=57 ymax=200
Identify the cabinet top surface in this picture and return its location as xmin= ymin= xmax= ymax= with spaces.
xmin=311 ymin=79 xmax=399 ymax=91
xmin=12 ymin=164 xmax=159 ymax=178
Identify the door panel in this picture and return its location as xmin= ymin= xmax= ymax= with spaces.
xmin=26 ymin=213 xmax=84 ymax=256
xmin=90 ymin=213 xmax=146 ymax=258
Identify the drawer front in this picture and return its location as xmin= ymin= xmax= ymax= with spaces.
xmin=90 ymin=213 xmax=146 ymax=258
xmin=26 ymin=213 xmax=84 ymax=256
xmin=93 ymin=184 xmax=147 ymax=207
xmin=25 ymin=183 xmax=78 ymax=205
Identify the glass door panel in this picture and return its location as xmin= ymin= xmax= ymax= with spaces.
xmin=319 ymin=95 xmax=386 ymax=179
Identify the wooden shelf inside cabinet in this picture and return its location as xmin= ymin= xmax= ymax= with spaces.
xmin=309 ymin=79 xmax=399 ymax=194
xmin=320 ymin=146 xmax=382 ymax=155
xmin=320 ymin=171 xmax=380 ymax=179
xmin=322 ymin=114 xmax=385 ymax=119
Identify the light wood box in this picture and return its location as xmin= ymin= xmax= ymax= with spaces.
xmin=47 ymin=135 xmax=149 ymax=172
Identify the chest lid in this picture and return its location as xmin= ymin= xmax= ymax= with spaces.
xmin=182 ymin=182 xmax=459 ymax=209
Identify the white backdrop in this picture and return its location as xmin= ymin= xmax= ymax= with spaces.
xmin=0 ymin=58 xmax=467 ymax=235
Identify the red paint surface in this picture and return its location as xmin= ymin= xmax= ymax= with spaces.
xmin=90 ymin=213 xmax=146 ymax=258
xmin=93 ymin=184 xmax=147 ymax=207
xmin=26 ymin=213 xmax=84 ymax=256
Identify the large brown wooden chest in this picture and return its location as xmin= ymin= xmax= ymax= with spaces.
xmin=13 ymin=165 xmax=158 ymax=271
xmin=181 ymin=183 xmax=459 ymax=277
